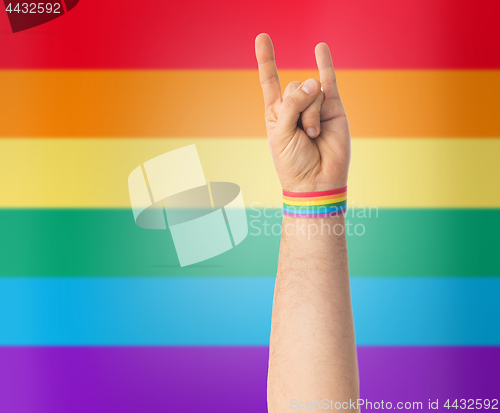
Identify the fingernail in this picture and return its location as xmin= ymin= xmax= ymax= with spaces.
xmin=302 ymin=79 xmax=316 ymax=95
xmin=306 ymin=127 xmax=316 ymax=137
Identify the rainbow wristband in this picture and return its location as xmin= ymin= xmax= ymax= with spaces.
xmin=283 ymin=186 xmax=347 ymax=218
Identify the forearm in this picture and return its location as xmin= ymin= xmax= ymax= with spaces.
xmin=268 ymin=214 xmax=359 ymax=412
xmin=255 ymin=33 xmax=357 ymax=412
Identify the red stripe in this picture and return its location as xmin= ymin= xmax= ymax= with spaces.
xmin=283 ymin=187 xmax=347 ymax=198
xmin=1 ymin=0 xmax=499 ymax=69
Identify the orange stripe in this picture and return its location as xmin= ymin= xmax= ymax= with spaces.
xmin=284 ymin=196 xmax=347 ymax=206
xmin=0 ymin=70 xmax=499 ymax=138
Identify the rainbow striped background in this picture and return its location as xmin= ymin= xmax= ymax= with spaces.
xmin=1 ymin=0 xmax=500 ymax=411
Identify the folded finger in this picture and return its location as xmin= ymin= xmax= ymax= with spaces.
xmin=275 ymin=78 xmax=321 ymax=139
xmin=301 ymin=91 xmax=324 ymax=138
xmin=283 ymin=81 xmax=302 ymax=98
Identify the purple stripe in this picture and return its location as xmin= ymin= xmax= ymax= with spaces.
xmin=0 ymin=347 xmax=498 ymax=412
xmin=283 ymin=209 xmax=347 ymax=219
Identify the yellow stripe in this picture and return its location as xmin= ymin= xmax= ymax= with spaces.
xmin=284 ymin=196 xmax=347 ymax=206
xmin=0 ymin=138 xmax=499 ymax=208
xmin=283 ymin=193 xmax=347 ymax=202
xmin=0 ymin=70 xmax=499 ymax=137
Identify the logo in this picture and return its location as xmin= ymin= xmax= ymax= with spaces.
xmin=3 ymin=0 xmax=78 ymax=33
xmin=128 ymin=145 xmax=249 ymax=267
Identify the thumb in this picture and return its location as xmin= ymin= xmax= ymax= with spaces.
xmin=274 ymin=78 xmax=322 ymax=140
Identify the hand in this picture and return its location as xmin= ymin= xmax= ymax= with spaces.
xmin=255 ymin=33 xmax=351 ymax=193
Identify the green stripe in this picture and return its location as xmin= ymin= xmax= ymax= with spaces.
xmin=0 ymin=208 xmax=498 ymax=277
xmin=283 ymin=200 xmax=347 ymax=209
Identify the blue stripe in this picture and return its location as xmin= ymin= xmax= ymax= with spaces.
xmin=283 ymin=204 xmax=347 ymax=214
xmin=0 ymin=277 xmax=498 ymax=345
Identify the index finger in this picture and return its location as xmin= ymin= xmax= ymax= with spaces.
xmin=315 ymin=42 xmax=341 ymax=101
xmin=255 ymin=33 xmax=282 ymax=109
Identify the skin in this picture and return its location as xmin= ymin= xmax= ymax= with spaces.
xmin=255 ymin=33 xmax=359 ymax=412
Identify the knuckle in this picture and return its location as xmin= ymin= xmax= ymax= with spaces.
xmin=264 ymin=113 xmax=275 ymax=124
xmin=283 ymin=81 xmax=301 ymax=96
xmin=301 ymin=111 xmax=319 ymax=122
xmin=260 ymin=74 xmax=280 ymax=86
xmin=264 ymin=107 xmax=278 ymax=122
xmin=286 ymin=81 xmax=302 ymax=89
xmin=283 ymin=94 xmax=299 ymax=108
xmin=322 ymin=77 xmax=337 ymax=87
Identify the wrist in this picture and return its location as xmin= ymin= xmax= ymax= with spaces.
xmin=279 ymin=175 xmax=348 ymax=194
xmin=282 ymin=186 xmax=347 ymax=219
xmin=281 ymin=213 xmax=347 ymax=240
xmin=281 ymin=182 xmax=347 ymax=193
